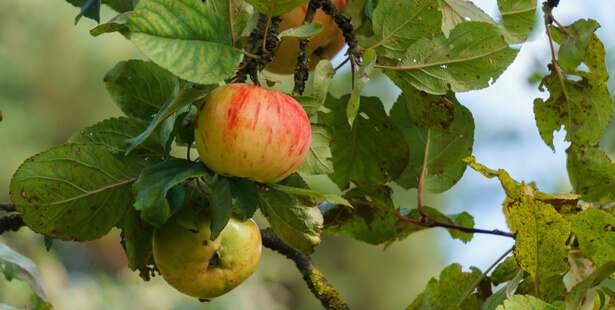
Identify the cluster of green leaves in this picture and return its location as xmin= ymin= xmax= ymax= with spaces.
xmin=4 ymin=0 xmax=615 ymax=308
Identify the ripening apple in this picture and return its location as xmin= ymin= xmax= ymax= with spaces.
xmin=152 ymin=213 xmax=262 ymax=300
xmin=194 ymin=83 xmax=311 ymax=184
xmin=264 ymin=0 xmax=347 ymax=74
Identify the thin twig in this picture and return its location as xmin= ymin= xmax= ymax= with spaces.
xmin=260 ymin=228 xmax=350 ymax=310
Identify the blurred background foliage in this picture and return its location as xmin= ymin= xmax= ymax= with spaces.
xmin=0 ymin=0 xmax=613 ymax=309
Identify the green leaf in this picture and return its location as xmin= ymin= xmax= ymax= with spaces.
xmin=104 ymin=59 xmax=180 ymax=120
xmin=556 ymin=19 xmax=600 ymax=72
xmin=490 ymin=256 xmax=521 ymax=285
xmin=504 ymin=185 xmax=571 ymax=280
xmin=447 ymin=212 xmax=474 ymax=243
xmin=10 ymin=144 xmax=135 ymax=241
xmin=278 ymin=22 xmax=324 ymax=41
xmin=497 ymin=0 xmax=538 ymax=44
xmin=482 ymin=269 xmax=523 ymax=310
xmin=568 ymin=209 xmax=615 ymax=267
xmin=408 ymin=263 xmax=483 ymax=310
xmin=245 ymin=0 xmax=308 ymax=17
xmin=210 ymin=178 xmax=233 ymax=240
xmin=465 ymin=159 xmax=572 ymax=280
xmin=388 ymin=206 xmax=475 ymax=246
xmin=438 ymin=0 xmax=495 ymax=38
xmin=68 ymin=117 xmax=164 ymax=174
xmin=322 ymin=185 xmax=399 ymax=244
xmin=391 ymin=93 xmax=474 ymax=193
xmin=126 ymin=88 xmax=206 ymax=154
xmin=393 ymin=22 xmax=518 ymax=95
xmin=132 ymin=159 xmax=214 ymax=227
xmin=268 ymin=179 xmax=350 ymax=207
xmin=297 ymin=124 xmax=334 ymax=175
xmin=495 ymin=295 xmax=558 ymax=310
xmin=258 ymin=174 xmax=322 ymax=254
xmin=347 ymin=48 xmax=376 ymax=126
xmin=533 ymin=72 xmax=612 ymax=150
xmin=123 ymin=206 xmax=155 ymax=271
xmin=320 ymin=95 xmax=409 ymax=189
xmin=74 ymin=0 xmax=101 ymax=24
xmin=207 ymin=0 xmax=253 ymax=41
xmin=566 ymin=261 xmax=615 ymax=310
xmin=387 ymin=71 xmax=455 ymax=132
xmin=372 ymin=0 xmax=442 ymax=59
xmin=228 ymin=177 xmax=258 ymax=218
xmin=104 ymin=0 xmax=135 ymax=12
xmin=567 ymin=144 xmax=615 ymax=203
xmin=126 ymin=0 xmax=241 ymax=84
xmin=90 ymin=12 xmax=130 ymax=37
xmin=0 ymin=244 xmax=50 ymax=306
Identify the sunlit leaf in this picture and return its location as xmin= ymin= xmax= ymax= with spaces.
xmin=495 ymin=295 xmax=558 ymax=310
xmin=565 ymin=261 xmax=615 ymax=310
xmin=393 ymin=22 xmax=518 ymax=95
xmin=505 ymin=186 xmax=570 ymax=280
xmin=408 ymin=263 xmax=484 ymax=310
xmin=534 ymin=75 xmax=612 ymax=150
xmin=126 ymin=0 xmax=241 ymax=84
xmin=278 ymin=22 xmax=324 ymax=41
xmin=497 ymin=0 xmax=538 ymax=44
xmin=556 ymin=19 xmax=600 ymax=72
xmin=568 ymin=208 xmax=615 ymax=267
xmin=372 ymin=0 xmax=442 ymax=58
xmin=567 ymin=145 xmax=615 ymax=202
xmin=10 ymin=144 xmax=136 ymax=241
xmin=438 ymin=0 xmax=495 ymax=37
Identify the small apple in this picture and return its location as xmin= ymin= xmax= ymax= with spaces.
xmin=194 ymin=83 xmax=311 ymax=184
xmin=264 ymin=0 xmax=347 ymax=74
xmin=152 ymin=213 xmax=262 ymax=300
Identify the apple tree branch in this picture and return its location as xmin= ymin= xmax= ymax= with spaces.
xmin=260 ymin=228 xmax=351 ymax=310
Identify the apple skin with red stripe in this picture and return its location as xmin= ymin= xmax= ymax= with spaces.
xmin=264 ymin=0 xmax=347 ymax=75
xmin=194 ymin=84 xmax=311 ymax=184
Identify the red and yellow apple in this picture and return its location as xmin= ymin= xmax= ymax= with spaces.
xmin=152 ymin=213 xmax=262 ymax=300
xmin=264 ymin=0 xmax=347 ymax=74
xmin=194 ymin=83 xmax=311 ymax=184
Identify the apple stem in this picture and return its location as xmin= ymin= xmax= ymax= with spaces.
xmin=261 ymin=228 xmax=351 ymax=310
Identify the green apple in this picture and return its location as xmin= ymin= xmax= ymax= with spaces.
xmin=265 ymin=0 xmax=347 ymax=75
xmin=194 ymin=83 xmax=311 ymax=184
xmin=152 ymin=213 xmax=262 ymax=300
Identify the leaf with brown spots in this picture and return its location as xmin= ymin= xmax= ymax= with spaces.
xmin=568 ymin=208 xmax=615 ymax=268
xmin=391 ymin=93 xmax=474 ymax=193
xmin=566 ymin=145 xmax=615 ymax=203
xmin=9 ymin=144 xmax=136 ymax=241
